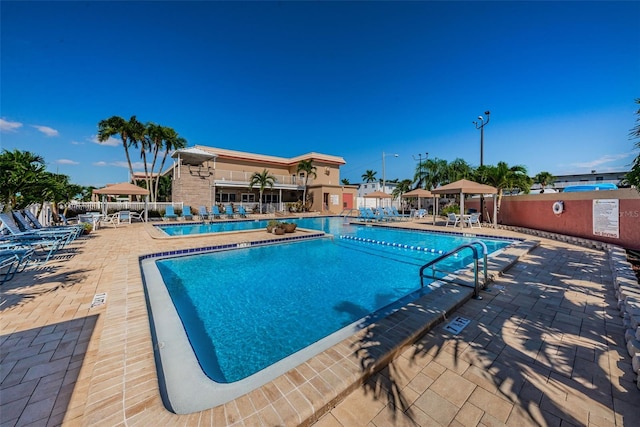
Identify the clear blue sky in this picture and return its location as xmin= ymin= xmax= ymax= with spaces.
xmin=1 ymin=1 xmax=639 ymax=187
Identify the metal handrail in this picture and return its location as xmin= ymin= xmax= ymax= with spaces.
xmin=419 ymin=242 xmax=487 ymax=299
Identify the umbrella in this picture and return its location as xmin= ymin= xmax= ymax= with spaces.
xmin=431 ymin=179 xmax=497 ymax=227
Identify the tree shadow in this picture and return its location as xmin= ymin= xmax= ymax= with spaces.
xmin=347 ymin=243 xmax=640 ymax=426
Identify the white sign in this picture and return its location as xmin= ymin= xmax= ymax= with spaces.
xmin=443 ymin=316 xmax=471 ymax=335
xmin=593 ymin=199 xmax=619 ymax=239
xmin=331 ymin=194 xmax=339 ymax=206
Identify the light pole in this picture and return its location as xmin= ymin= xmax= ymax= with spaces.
xmin=382 ymin=151 xmax=398 ymax=207
xmin=473 ymin=111 xmax=490 ymax=167
xmin=412 ymin=152 xmax=429 ymax=188
xmin=473 ymin=111 xmax=491 ymax=220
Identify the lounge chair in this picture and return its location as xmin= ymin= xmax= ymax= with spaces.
xmin=358 ymin=207 xmax=374 ymax=222
xmin=366 ymin=208 xmax=386 ymax=222
xmin=1 ymin=237 xmax=63 ymax=265
xmin=0 ymin=212 xmax=74 ymax=246
xmin=21 ymin=210 xmax=83 ymax=238
xmin=238 ymin=206 xmax=247 ymax=218
xmin=0 ymin=246 xmax=35 ymax=284
xmin=445 ymin=213 xmax=460 ymax=227
xmin=390 ymin=207 xmax=406 ymax=221
xmin=183 ymin=206 xmax=193 ymax=220
xmin=163 ymin=206 xmax=178 ymax=221
xmin=224 ymin=205 xmax=235 ymax=219
xmin=211 ymin=206 xmax=222 ymax=219
xmin=198 ymin=206 xmax=209 ymax=220
xmin=467 ymin=213 xmax=481 ymax=228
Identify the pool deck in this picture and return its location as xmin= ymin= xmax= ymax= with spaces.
xmin=1 ymin=218 xmax=639 ymax=426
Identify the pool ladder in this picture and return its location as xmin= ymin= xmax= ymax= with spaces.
xmin=419 ymin=240 xmax=488 ymax=300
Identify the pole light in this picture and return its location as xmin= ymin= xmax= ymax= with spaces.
xmin=473 ymin=111 xmax=491 ymax=220
xmin=473 ymin=111 xmax=490 ymax=167
xmin=382 ymin=152 xmax=398 ymax=207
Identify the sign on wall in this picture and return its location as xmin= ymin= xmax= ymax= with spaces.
xmin=331 ymin=194 xmax=339 ymax=206
xmin=593 ymin=199 xmax=619 ymax=239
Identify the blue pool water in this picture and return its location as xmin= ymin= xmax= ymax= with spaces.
xmin=153 ymin=218 xmax=512 ymax=384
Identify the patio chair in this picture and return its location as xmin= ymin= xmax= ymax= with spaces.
xmin=0 ymin=246 xmax=35 ymax=284
xmin=99 ymin=213 xmax=119 ymax=228
xmin=118 ymin=211 xmax=131 ymax=224
xmin=467 ymin=213 xmax=481 ymax=228
xmin=211 ymin=206 xmax=222 ymax=219
xmin=1 ymin=237 xmax=64 ymax=265
xmin=391 ymin=207 xmax=406 ymax=221
xmin=238 ymin=206 xmax=247 ymax=218
xmin=163 ymin=206 xmax=178 ymax=221
xmin=130 ymin=211 xmax=144 ymax=222
xmin=358 ymin=207 xmax=374 ymax=222
xmin=445 ymin=213 xmax=460 ymax=227
xmin=224 ymin=205 xmax=235 ymax=219
xmin=183 ymin=206 xmax=193 ymax=221
xmin=198 ymin=206 xmax=209 ymax=220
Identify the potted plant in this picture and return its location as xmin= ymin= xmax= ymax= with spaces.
xmin=266 ymin=220 xmax=281 ymax=233
xmin=82 ymin=222 xmax=93 ymax=235
xmin=282 ymin=222 xmax=297 ymax=233
xmin=273 ymin=225 xmax=285 ymax=235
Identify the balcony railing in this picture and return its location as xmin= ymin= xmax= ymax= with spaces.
xmin=213 ymin=169 xmax=313 ymax=186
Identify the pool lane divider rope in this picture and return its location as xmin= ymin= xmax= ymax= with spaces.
xmin=338 ymin=235 xmax=458 ymax=257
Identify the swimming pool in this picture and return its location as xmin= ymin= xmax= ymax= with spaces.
xmin=141 ymin=219 xmax=515 ymax=413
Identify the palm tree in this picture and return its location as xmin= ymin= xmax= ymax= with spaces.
xmin=296 ymin=160 xmax=317 ymax=211
xmin=145 ymin=123 xmax=170 ymax=203
xmin=362 ymin=170 xmax=377 ymax=183
xmin=154 ymin=129 xmax=186 ymax=204
xmin=97 ymin=115 xmax=144 ymax=182
xmin=477 ymin=161 xmax=530 ymax=214
xmin=624 ymin=98 xmax=640 ymax=190
xmin=392 ymin=179 xmax=413 ymax=210
xmin=0 ymin=149 xmax=46 ymax=212
xmin=249 ymin=169 xmax=276 ymax=214
xmin=533 ymin=171 xmax=556 ymax=193
xmin=446 ymin=158 xmax=475 ymax=183
xmin=416 ymin=158 xmax=448 ymax=190
xmin=341 ymin=178 xmax=351 ymax=185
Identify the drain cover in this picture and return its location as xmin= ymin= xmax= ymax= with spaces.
xmin=91 ymin=292 xmax=107 ymax=308
xmin=444 ymin=316 xmax=471 ymax=335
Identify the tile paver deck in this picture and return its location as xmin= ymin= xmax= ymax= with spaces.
xmin=0 ymin=219 xmax=638 ymax=426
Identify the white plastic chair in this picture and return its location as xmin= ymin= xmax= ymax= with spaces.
xmin=445 ymin=213 xmax=460 ymax=227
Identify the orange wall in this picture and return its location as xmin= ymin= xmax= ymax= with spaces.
xmin=465 ymin=189 xmax=640 ymax=250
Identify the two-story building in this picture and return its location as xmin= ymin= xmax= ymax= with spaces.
xmin=168 ymin=145 xmax=358 ymax=214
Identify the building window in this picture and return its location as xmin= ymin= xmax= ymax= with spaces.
xmin=215 ymin=192 xmax=237 ymax=203
xmin=241 ymin=193 xmax=256 ymax=203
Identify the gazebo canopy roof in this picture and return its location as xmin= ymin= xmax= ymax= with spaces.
xmin=93 ymin=182 xmax=150 ymax=196
xmin=364 ymin=191 xmax=392 ymax=199
xmin=402 ymin=188 xmax=437 ymax=198
xmin=431 ymin=179 xmax=497 ymax=195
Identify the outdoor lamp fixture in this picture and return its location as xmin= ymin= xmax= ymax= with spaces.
xmin=473 ymin=111 xmax=491 ymax=167
xmin=382 ymin=151 xmax=399 ymax=193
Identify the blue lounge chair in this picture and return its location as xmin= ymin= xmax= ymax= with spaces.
xmin=21 ymin=210 xmax=83 ymax=238
xmin=391 ymin=207 xmax=406 ymax=221
xmin=183 ymin=206 xmax=193 ymax=220
xmin=1 ymin=213 xmax=74 ymax=246
xmin=0 ymin=246 xmax=35 ymax=284
xmin=366 ymin=208 xmax=386 ymax=222
xmin=358 ymin=207 xmax=372 ymax=222
xmin=238 ymin=206 xmax=247 ymax=218
xmin=211 ymin=206 xmax=222 ymax=219
xmin=224 ymin=205 xmax=235 ymax=219
xmin=198 ymin=206 xmax=209 ymax=220
xmin=163 ymin=206 xmax=178 ymax=221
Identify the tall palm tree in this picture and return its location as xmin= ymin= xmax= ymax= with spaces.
xmin=533 ymin=171 xmax=555 ymax=193
xmin=477 ymin=161 xmax=530 ymax=214
xmin=362 ymin=170 xmax=377 ymax=183
xmin=341 ymin=178 xmax=351 ymax=185
xmin=249 ymin=169 xmax=276 ymax=214
xmin=154 ymin=129 xmax=186 ymax=204
xmin=145 ymin=123 xmax=169 ymax=203
xmin=296 ymin=159 xmax=317 ymax=210
xmin=97 ymin=115 xmax=143 ymax=182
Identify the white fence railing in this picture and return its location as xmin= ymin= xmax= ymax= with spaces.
xmin=214 ymin=169 xmax=313 ymax=186
xmin=70 ymin=201 xmax=183 ymax=213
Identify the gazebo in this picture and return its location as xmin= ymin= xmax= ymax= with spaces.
xmin=402 ymin=188 xmax=439 ymax=222
xmin=431 ymin=179 xmax=498 ymax=228
xmin=93 ymin=182 xmax=150 ymax=221
xmin=364 ymin=191 xmax=392 ymax=208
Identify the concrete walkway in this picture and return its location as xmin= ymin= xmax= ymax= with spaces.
xmin=0 ymin=221 xmax=638 ymax=426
